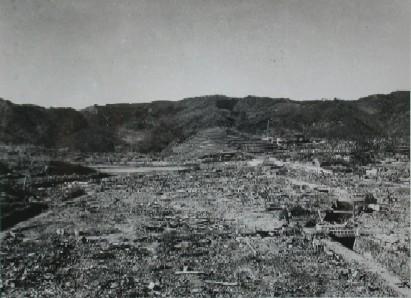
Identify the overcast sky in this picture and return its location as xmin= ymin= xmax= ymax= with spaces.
xmin=0 ymin=0 xmax=409 ymax=108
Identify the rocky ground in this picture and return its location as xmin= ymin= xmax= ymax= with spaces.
xmin=1 ymin=161 xmax=406 ymax=297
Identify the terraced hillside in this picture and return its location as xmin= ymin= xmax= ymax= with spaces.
xmin=0 ymin=91 xmax=409 ymax=152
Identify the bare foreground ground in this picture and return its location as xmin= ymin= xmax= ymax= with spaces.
xmin=1 ymin=159 xmax=409 ymax=297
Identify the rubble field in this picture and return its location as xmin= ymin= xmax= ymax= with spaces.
xmin=1 ymin=158 xmax=408 ymax=297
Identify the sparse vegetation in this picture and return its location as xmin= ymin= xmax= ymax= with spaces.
xmin=0 ymin=91 xmax=409 ymax=152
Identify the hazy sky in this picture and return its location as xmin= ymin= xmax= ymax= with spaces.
xmin=0 ymin=0 xmax=409 ymax=108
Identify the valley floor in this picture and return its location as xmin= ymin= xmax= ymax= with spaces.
xmin=1 ymin=158 xmax=409 ymax=297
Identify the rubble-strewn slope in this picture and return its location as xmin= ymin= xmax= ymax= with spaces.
xmin=0 ymin=91 xmax=409 ymax=152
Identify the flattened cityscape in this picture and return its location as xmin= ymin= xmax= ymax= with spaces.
xmin=1 ymin=122 xmax=410 ymax=297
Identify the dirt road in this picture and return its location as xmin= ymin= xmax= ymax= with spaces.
xmin=323 ymin=239 xmax=411 ymax=297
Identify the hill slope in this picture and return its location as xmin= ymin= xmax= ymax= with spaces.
xmin=0 ymin=91 xmax=409 ymax=152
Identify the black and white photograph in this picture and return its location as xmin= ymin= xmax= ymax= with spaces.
xmin=0 ymin=0 xmax=410 ymax=297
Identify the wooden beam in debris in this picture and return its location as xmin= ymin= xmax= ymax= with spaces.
xmin=175 ymin=271 xmax=206 ymax=275
xmin=204 ymin=280 xmax=238 ymax=286
xmin=244 ymin=238 xmax=257 ymax=256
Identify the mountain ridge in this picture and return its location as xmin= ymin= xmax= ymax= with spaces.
xmin=0 ymin=91 xmax=409 ymax=152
